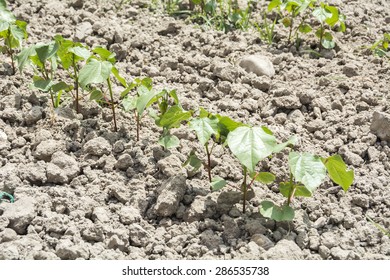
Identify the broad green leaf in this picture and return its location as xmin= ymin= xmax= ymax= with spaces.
xmin=227 ymin=126 xmax=278 ymax=173
xmin=250 ymin=172 xmax=275 ymax=184
xmin=268 ymin=0 xmax=282 ymax=11
xmin=35 ymin=42 xmax=59 ymax=64
xmin=111 ymin=66 xmax=127 ymax=87
xmin=32 ymin=76 xmax=53 ymax=92
xmin=182 ymin=150 xmax=202 ymax=175
xmin=321 ymin=38 xmax=335 ymax=49
xmin=217 ymin=115 xmax=243 ymax=134
xmin=168 ymin=89 xmax=179 ymax=105
xmin=158 ymin=133 xmax=180 ymax=149
xmin=93 ymin=47 xmax=115 ymax=63
xmin=299 ymin=23 xmax=312 ymax=34
xmin=69 ymin=46 xmax=91 ymax=60
xmin=0 ymin=9 xmax=15 ymax=23
xmin=313 ymin=6 xmax=332 ymax=23
xmin=189 ymin=117 xmax=219 ymax=146
xmin=122 ymin=95 xmax=137 ymax=111
xmin=324 ymin=5 xmax=339 ymax=27
xmin=9 ymin=25 xmax=25 ymax=46
xmin=0 ymin=0 xmax=7 ymax=10
xmin=199 ymin=107 xmax=210 ymax=118
xmin=279 ymin=182 xmax=312 ymax=198
xmin=51 ymin=81 xmax=72 ymax=93
xmin=210 ymin=177 xmax=227 ymax=191
xmin=323 ymin=155 xmax=354 ymax=192
xmin=79 ymin=59 xmax=112 ymax=88
xmin=90 ymin=89 xmax=103 ymax=101
xmin=289 ymin=152 xmax=327 ymax=193
xmin=0 ymin=21 xmax=8 ymax=32
xmin=14 ymin=20 xmax=27 ymax=37
xmin=158 ymin=105 xmax=192 ymax=129
xmin=281 ymin=17 xmax=292 ymax=27
xmin=136 ymin=85 xmax=159 ymax=116
xmin=259 ymin=201 xmax=295 ymax=222
xmin=16 ymin=45 xmax=36 ymax=71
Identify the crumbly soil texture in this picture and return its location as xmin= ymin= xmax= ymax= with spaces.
xmin=0 ymin=0 xmax=390 ymax=260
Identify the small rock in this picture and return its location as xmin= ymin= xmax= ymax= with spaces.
xmin=56 ymin=239 xmax=89 ymax=260
xmin=2 ymin=197 xmax=36 ymax=234
xmin=0 ymin=228 xmax=18 ymax=242
xmin=251 ymin=234 xmax=274 ymax=250
xmin=156 ymin=154 xmax=183 ymax=177
xmin=19 ymin=162 xmax=47 ymax=184
xmin=200 ymin=229 xmax=223 ymax=250
xmin=213 ymin=64 xmax=240 ymax=83
xmin=91 ymin=207 xmax=110 ymax=223
xmin=115 ymin=154 xmax=133 ymax=171
xmin=273 ymin=95 xmax=301 ymax=109
xmin=314 ymin=217 xmax=327 ymax=229
xmin=47 ymin=151 xmax=80 ymax=184
xmin=118 ymin=206 xmax=142 ymax=224
xmin=75 ymin=21 xmax=93 ymax=42
xmin=263 ymin=239 xmax=303 ymax=260
xmin=0 ymin=243 xmax=19 ymax=260
xmin=24 ymin=106 xmax=43 ymax=125
xmin=84 ymin=137 xmax=111 ymax=156
xmin=155 ymin=175 xmax=187 ymax=217
xmin=0 ymin=216 xmax=10 ymax=231
xmin=238 ymin=55 xmax=275 ymax=77
xmin=330 ymin=247 xmax=350 ymax=259
xmin=34 ymin=140 xmax=64 ymax=161
xmin=370 ymin=111 xmax=390 ymax=141
xmin=245 ymin=219 xmax=267 ymax=235
xmin=342 ymin=63 xmax=359 ymax=77
xmin=321 ymin=231 xmax=338 ymax=248
xmin=351 ymin=194 xmax=370 ymax=208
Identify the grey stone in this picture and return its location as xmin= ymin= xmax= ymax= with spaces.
xmin=34 ymin=140 xmax=64 ymax=161
xmin=0 ymin=243 xmax=19 ymax=259
xmin=56 ymin=239 xmax=89 ymax=260
xmin=263 ymin=239 xmax=304 ymax=260
xmin=129 ymin=224 xmax=150 ymax=247
xmin=24 ymin=106 xmax=43 ymax=125
xmin=75 ymin=21 xmax=93 ymax=42
xmin=155 ymin=175 xmax=187 ymax=217
xmin=0 ymin=216 xmax=10 ymax=231
xmin=273 ymin=95 xmax=301 ymax=109
xmin=330 ymin=247 xmax=350 ymax=259
xmin=115 ymin=154 xmax=134 ymax=171
xmin=213 ymin=64 xmax=240 ymax=82
xmin=84 ymin=137 xmax=111 ymax=156
xmin=238 ymin=55 xmax=275 ymax=77
xmin=370 ymin=111 xmax=390 ymax=141
xmin=200 ymin=229 xmax=223 ymax=250
xmin=251 ymin=234 xmax=274 ymax=250
xmin=351 ymin=194 xmax=370 ymax=208
xmin=342 ymin=64 xmax=359 ymax=77
xmin=118 ymin=206 xmax=142 ymax=224
xmin=0 ymin=163 xmax=21 ymax=194
xmin=216 ymin=191 xmax=241 ymax=214
xmin=0 ymin=228 xmax=18 ymax=242
xmin=321 ymin=231 xmax=338 ymax=248
xmin=222 ymin=216 xmax=241 ymax=242
xmin=245 ymin=219 xmax=267 ymax=235
xmin=91 ymin=207 xmax=110 ymax=223
xmin=47 ymin=151 xmax=80 ymax=184
xmin=2 ymin=197 xmax=36 ymax=234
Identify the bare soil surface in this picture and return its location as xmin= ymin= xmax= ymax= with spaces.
xmin=0 ymin=0 xmax=389 ymax=260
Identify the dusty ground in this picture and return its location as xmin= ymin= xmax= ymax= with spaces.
xmin=0 ymin=0 xmax=390 ymax=260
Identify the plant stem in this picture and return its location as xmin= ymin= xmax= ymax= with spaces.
xmin=136 ymin=113 xmax=140 ymax=141
xmin=205 ymin=143 xmax=212 ymax=184
xmin=242 ymin=166 xmax=248 ymax=213
xmin=6 ymin=33 xmax=15 ymax=74
xmin=72 ymin=54 xmax=80 ymax=114
xmin=106 ymin=77 xmax=117 ymax=132
xmin=49 ymin=91 xmax=55 ymax=108
xmin=319 ymin=25 xmax=324 ymax=52
xmin=287 ymin=173 xmax=296 ymax=206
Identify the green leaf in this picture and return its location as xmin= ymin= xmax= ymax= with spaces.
xmin=122 ymin=95 xmax=137 ymax=111
xmin=111 ymin=66 xmax=127 ymax=87
xmin=69 ymin=46 xmax=91 ymax=60
xmin=313 ymin=6 xmax=332 ymax=23
xmin=210 ymin=177 xmax=227 ymax=191
xmin=136 ymin=85 xmax=159 ymax=116
xmin=52 ymin=81 xmax=72 ymax=93
xmin=0 ymin=21 xmax=8 ymax=32
xmin=250 ymin=172 xmax=275 ymax=184
xmin=323 ymin=155 xmax=354 ymax=192
xmin=0 ymin=0 xmax=7 ymax=10
xmin=273 ymin=135 xmax=298 ymax=153
xmin=321 ymin=38 xmax=335 ymax=49
xmin=324 ymin=5 xmax=339 ymax=27
xmin=227 ymin=126 xmax=279 ymax=173
xmin=158 ymin=105 xmax=192 ymax=129
xmin=32 ymin=76 xmax=53 ymax=92
xmin=259 ymin=201 xmax=295 ymax=222
xmin=279 ymin=182 xmax=312 ymax=198
xmin=35 ymin=42 xmax=59 ymax=64
xmin=268 ymin=0 xmax=282 ymax=11
xmin=281 ymin=17 xmax=292 ymax=27
xmin=189 ymin=117 xmax=219 ymax=146
xmin=289 ymin=152 xmax=327 ymax=193
xmin=79 ymin=59 xmax=112 ymax=88
xmin=90 ymin=89 xmax=103 ymax=101
xmin=16 ymin=45 xmax=36 ymax=71
xmin=158 ymin=133 xmax=180 ymax=149
xmin=299 ymin=23 xmax=312 ymax=34
xmin=93 ymin=47 xmax=115 ymax=63
xmin=182 ymin=150 xmax=202 ymax=175
xmin=0 ymin=9 xmax=15 ymax=23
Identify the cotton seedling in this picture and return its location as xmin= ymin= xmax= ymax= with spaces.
xmin=312 ymin=2 xmax=346 ymax=50
xmin=17 ymin=41 xmax=73 ymax=109
xmin=259 ymin=152 xmax=354 ymax=221
xmin=78 ymin=47 xmax=127 ymax=132
xmin=186 ymin=108 xmax=243 ymax=187
xmin=0 ymin=0 xmax=28 ymax=74
xmin=54 ymin=35 xmax=91 ymax=113
xmin=369 ymin=33 xmax=390 ymax=58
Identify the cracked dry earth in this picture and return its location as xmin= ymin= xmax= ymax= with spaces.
xmin=0 ymin=0 xmax=390 ymax=260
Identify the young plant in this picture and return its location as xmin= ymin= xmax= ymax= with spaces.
xmin=222 ymin=125 xmax=296 ymax=212
xmin=268 ymin=0 xmax=315 ymax=45
xmin=254 ymin=12 xmax=277 ymax=45
xmin=150 ymin=89 xmax=192 ymax=149
xmin=17 ymin=41 xmax=72 ymax=109
xmin=54 ymin=35 xmax=91 ymax=113
xmin=260 ymin=152 xmax=354 ymax=221
xmin=185 ymin=108 xmax=244 ymax=188
xmin=0 ymin=0 xmax=28 ymax=74
xmin=78 ymin=47 xmax=127 ymax=132
xmin=312 ymin=2 xmax=346 ymax=50
xmin=369 ymin=33 xmax=390 ymax=58
xmin=0 ymin=191 xmax=14 ymax=203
